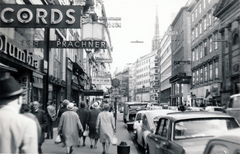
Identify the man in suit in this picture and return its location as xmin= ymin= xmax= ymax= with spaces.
xmin=0 ymin=63 xmax=38 ymax=153
xmin=46 ymin=101 xmax=56 ymax=139
xmin=32 ymin=101 xmax=48 ymax=154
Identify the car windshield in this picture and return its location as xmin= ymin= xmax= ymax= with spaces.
xmin=129 ymin=105 xmax=147 ymax=110
xmin=174 ymin=118 xmax=239 ymax=140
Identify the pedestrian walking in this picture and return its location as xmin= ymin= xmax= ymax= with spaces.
xmin=58 ymin=99 xmax=69 ymax=118
xmin=57 ymin=99 xmax=70 ymax=147
xmin=31 ymin=101 xmax=48 ymax=154
xmin=76 ymin=102 xmax=89 ymax=147
xmin=46 ymin=101 xmax=56 ymax=139
xmin=96 ymin=103 xmax=116 ymax=154
xmin=0 ymin=64 xmax=38 ymax=153
xmin=88 ymin=102 xmax=101 ymax=149
xmin=58 ymin=102 xmax=83 ymax=154
xmin=20 ymin=103 xmax=42 ymax=143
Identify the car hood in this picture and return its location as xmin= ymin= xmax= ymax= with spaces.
xmin=174 ymin=137 xmax=214 ymax=154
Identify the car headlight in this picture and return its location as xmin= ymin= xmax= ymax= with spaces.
xmin=209 ymin=145 xmax=229 ymax=154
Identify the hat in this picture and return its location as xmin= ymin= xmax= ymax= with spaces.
xmin=67 ymin=103 xmax=74 ymax=110
xmin=0 ymin=63 xmax=24 ymax=98
xmin=92 ymin=102 xmax=99 ymax=108
xmin=103 ymin=103 xmax=109 ymax=110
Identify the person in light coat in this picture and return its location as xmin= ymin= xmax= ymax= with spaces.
xmin=0 ymin=64 xmax=38 ymax=153
xmin=96 ymin=103 xmax=116 ymax=154
xmin=58 ymin=102 xmax=83 ymax=154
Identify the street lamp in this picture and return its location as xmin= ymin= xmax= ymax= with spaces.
xmin=141 ymin=85 xmax=145 ymax=102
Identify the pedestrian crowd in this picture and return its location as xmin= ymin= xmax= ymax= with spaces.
xmin=0 ymin=63 xmax=116 ymax=154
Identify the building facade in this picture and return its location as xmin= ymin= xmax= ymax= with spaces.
xmin=213 ymin=0 xmax=240 ymax=103
xmin=170 ymin=7 xmax=192 ymax=106
xmin=158 ymin=26 xmax=172 ymax=104
xmin=188 ymin=0 xmax=222 ymax=107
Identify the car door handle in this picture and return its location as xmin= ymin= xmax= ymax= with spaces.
xmin=154 ymin=138 xmax=158 ymax=142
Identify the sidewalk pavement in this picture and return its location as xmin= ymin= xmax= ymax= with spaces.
xmin=42 ymin=112 xmax=138 ymax=154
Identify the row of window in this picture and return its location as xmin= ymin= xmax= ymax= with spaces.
xmin=191 ymin=11 xmax=218 ymax=41
xmin=137 ymin=79 xmax=150 ymax=85
xmin=137 ymin=59 xmax=149 ymax=67
xmin=192 ymin=61 xmax=219 ymax=85
xmin=137 ymin=66 xmax=149 ymax=73
xmin=192 ymin=33 xmax=218 ymax=61
xmin=192 ymin=0 xmax=212 ymax=22
xmin=136 ymin=72 xmax=149 ymax=79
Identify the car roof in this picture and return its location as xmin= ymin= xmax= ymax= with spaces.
xmin=230 ymin=93 xmax=240 ymax=98
xmin=144 ymin=110 xmax=177 ymax=118
xmin=162 ymin=111 xmax=234 ymax=121
xmin=210 ymin=128 xmax=240 ymax=143
xmin=125 ymin=102 xmax=148 ymax=105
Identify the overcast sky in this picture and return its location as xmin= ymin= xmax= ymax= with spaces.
xmin=103 ymin=0 xmax=189 ymax=74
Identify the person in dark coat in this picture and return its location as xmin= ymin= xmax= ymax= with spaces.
xmin=57 ymin=99 xmax=70 ymax=147
xmin=46 ymin=101 xmax=56 ymax=139
xmin=76 ymin=102 xmax=89 ymax=147
xmin=88 ymin=102 xmax=101 ymax=149
xmin=20 ymin=104 xmax=42 ymax=143
xmin=31 ymin=101 xmax=48 ymax=154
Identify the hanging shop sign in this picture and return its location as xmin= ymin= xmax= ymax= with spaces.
xmin=174 ymin=61 xmax=191 ymax=65
xmin=0 ymin=4 xmax=81 ymax=28
xmin=36 ymin=40 xmax=107 ymax=49
xmin=0 ymin=35 xmax=38 ymax=68
xmin=92 ymin=77 xmax=111 ymax=85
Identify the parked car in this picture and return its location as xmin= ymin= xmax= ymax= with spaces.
xmin=168 ymin=106 xmax=178 ymax=111
xmin=145 ymin=111 xmax=240 ymax=154
xmin=203 ymin=127 xmax=240 ymax=154
xmin=123 ymin=102 xmax=148 ymax=130
xmin=205 ymin=106 xmax=224 ymax=113
xmin=133 ymin=110 xmax=149 ymax=138
xmin=159 ymin=103 xmax=169 ymax=109
xmin=225 ymin=93 xmax=240 ymax=123
xmin=186 ymin=106 xmax=204 ymax=111
xmin=136 ymin=110 xmax=176 ymax=149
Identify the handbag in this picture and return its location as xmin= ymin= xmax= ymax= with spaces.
xmin=112 ymin=134 xmax=118 ymax=146
xmin=54 ymin=135 xmax=61 ymax=144
xmin=83 ymin=130 xmax=89 ymax=137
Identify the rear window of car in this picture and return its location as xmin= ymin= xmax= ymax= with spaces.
xmin=214 ymin=108 xmax=223 ymax=112
xmin=229 ymin=96 xmax=240 ymax=108
xmin=174 ymin=118 xmax=239 ymax=140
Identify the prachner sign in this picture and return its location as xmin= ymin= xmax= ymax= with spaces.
xmin=36 ymin=40 xmax=107 ymax=49
xmin=0 ymin=4 xmax=82 ymax=28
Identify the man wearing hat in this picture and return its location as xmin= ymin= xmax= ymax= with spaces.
xmin=32 ymin=101 xmax=48 ymax=154
xmin=0 ymin=63 xmax=38 ymax=153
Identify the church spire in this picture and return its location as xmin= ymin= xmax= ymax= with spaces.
xmin=152 ymin=6 xmax=160 ymax=52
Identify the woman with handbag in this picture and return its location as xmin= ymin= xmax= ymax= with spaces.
xmin=76 ymin=102 xmax=89 ymax=147
xmin=88 ymin=102 xmax=101 ymax=149
xmin=96 ymin=103 xmax=116 ymax=154
xmin=58 ymin=103 xmax=83 ymax=154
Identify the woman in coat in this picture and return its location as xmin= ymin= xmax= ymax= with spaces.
xmin=88 ymin=102 xmax=101 ymax=149
xmin=96 ymin=103 xmax=116 ymax=154
xmin=76 ymin=102 xmax=89 ymax=147
xmin=58 ymin=103 xmax=83 ymax=154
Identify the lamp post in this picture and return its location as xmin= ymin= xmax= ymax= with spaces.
xmin=141 ymin=85 xmax=145 ymax=102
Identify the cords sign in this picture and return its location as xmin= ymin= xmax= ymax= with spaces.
xmin=0 ymin=4 xmax=82 ymax=28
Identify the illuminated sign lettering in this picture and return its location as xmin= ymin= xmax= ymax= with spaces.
xmin=0 ymin=4 xmax=81 ymax=28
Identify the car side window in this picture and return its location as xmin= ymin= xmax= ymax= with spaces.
xmin=143 ymin=115 xmax=148 ymax=127
xmin=136 ymin=113 xmax=141 ymax=121
xmin=156 ymin=119 xmax=169 ymax=138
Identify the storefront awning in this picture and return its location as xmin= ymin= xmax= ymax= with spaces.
xmin=83 ymin=90 xmax=104 ymax=96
